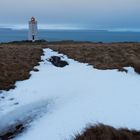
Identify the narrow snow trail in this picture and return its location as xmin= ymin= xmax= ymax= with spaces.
xmin=0 ymin=49 xmax=140 ymax=140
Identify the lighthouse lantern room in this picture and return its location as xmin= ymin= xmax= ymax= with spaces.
xmin=28 ymin=17 xmax=38 ymax=42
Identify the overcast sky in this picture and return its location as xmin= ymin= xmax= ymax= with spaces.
xmin=0 ymin=0 xmax=140 ymax=30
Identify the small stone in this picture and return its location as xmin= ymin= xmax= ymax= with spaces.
xmin=33 ymin=68 xmax=39 ymax=72
xmin=9 ymin=98 xmax=14 ymax=101
xmin=1 ymin=96 xmax=5 ymax=99
xmin=14 ymin=102 xmax=19 ymax=105
xmin=118 ymin=68 xmax=128 ymax=73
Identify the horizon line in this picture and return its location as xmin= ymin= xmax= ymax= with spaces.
xmin=0 ymin=24 xmax=140 ymax=32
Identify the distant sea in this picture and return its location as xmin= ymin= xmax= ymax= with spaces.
xmin=0 ymin=28 xmax=140 ymax=43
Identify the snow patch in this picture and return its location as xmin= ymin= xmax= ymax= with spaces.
xmin=0 ymin=99 xmax=52 ymax=135
xmin=0 ymin=49 xmax=140 ymax=140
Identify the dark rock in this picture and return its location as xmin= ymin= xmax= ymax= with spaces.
xmin=48 ymin=56 xmax=68 ymax=67
xmin=9 ymin=98 xmax=14 ymax=101
xmin=1 ymin=96 xmax=5 ymax=99
xmin=33 ymin=68 xmax=39 ymax=72
xmin=49 ymin=56 xmax=61 ymax=63
xmin=14 ymin=102 xmax=19 ymax=105
xmin=118 ymin=68 xmax=128 ymax=73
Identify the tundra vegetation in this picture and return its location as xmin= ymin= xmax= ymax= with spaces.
xmin=1 ymin=41 xmax=140 ymax=140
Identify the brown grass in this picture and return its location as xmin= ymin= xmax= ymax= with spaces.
xmin=0 ymin=43 xmax=43 ymax=90
xmin=1 ymin=41 xmax=140 ymax=139
xmin=47 ymin=42 xmax=140 ymax=140
xmin=47 ymin=42 xmax=140 ymax=73
xmin=1 ymin=41 xmax=140 ymax=89
xmin=74 ymin=124 xmax=140 ymax=140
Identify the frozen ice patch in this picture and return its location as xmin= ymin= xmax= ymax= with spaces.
xmin=0 ymin=99 xmax=53 ymax=136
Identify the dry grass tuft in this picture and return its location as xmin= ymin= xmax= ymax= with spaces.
xmin=1 ymin=41 xmax=140 ymax=139
xmin=1 ymin=41 xmax=140 ymax=90
xmin=47 ymin=42 xmax=140 ymax=73
xmin=0 ymin=43 xmax=43 ymax=90
xmin=74 ymin=124 xmax=140 ymax=140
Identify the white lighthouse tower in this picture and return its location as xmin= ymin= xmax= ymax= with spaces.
xmin=28 ymin=17 xmax=38 ymax=42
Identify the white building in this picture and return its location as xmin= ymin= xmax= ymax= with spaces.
xmin=28 ymin=17 xmax=38 ymax=42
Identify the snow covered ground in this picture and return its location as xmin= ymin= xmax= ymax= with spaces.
xmin=0 ymin=48 xmax=140 ymax=140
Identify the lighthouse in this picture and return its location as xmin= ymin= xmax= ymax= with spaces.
xmin=28 ymin=17 xmax=38 ymax=42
